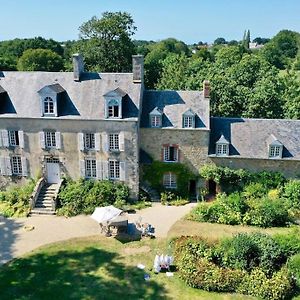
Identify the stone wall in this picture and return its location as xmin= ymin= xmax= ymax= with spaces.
xmin=0 ymin=118 xmax=139 ymax=197
xmin=140 ymin=128 xmax=210 ymax=175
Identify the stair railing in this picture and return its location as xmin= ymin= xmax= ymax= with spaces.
xmin=29 ymin=177 xmax=45 ymax=211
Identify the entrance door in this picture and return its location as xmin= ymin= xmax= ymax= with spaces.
xmin=46 ymin=160 xmax=60 ymax=184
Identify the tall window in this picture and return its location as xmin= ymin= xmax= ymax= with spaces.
xmin=11 ymin=156 xmax=22 ymax=175
xmin=44 ymin=97 xmax=54 ymax=114
xmin=163 ymin=146 xmax=178 ymax=162
xmin=8 ymin=130 xmax=19 ymax=146
xmin=85 ymin=159 xmax=97 ymax=178
xmin=45 ymin=131 xmax=56 ymax=148
xmin=151 ymin=115 xmax=162 ymax=128
xmin=109 ymin=134 xmax=119 ymax=151
xmin=163 ymin=173 xmax=177 ymax=189
xmin=108 ymin=99 xmax=119 ymax=118
xmin=269 ymin=145 xmax=281 ymax=158
xmin=216 ymin=144 xmax=228 ymax=156
xmin=84 ymin=133 xmax=95 ymax=150
xmin=109 ymin=160 xmax=120 ymax=180
xmin=183 ymin=116 xmax=194 ymax=128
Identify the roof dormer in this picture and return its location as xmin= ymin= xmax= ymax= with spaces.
xmin=38 ymin=83 xmax=65 ymax=117
xmin=149 ymin=107 xmax=162 ymax=128
xmin=216 ymin=134 xmax=230 ymax=156
xmin=182 ymin=108 xmax=196 ymax=128
xmin=268 ymin=135 xmax=283 ymax=159
xmin=104 ymin=88 xmax=127 ymax=119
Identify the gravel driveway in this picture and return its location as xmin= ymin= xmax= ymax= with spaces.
xmin=0 ymin=203 xmax=196 ymax=265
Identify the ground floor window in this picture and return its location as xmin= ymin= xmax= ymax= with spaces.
xmin=11 ymin=156 xmax=22 ymax=175
xmin=45 ymin=131 xmax=56 ymax=148
xmin=85 ymin=159 xmax=97 ymax=178
xmin=163 ymin=172 xmax=177 ymax=189
xmin=109 ymin=160 xmax=120 ymax=180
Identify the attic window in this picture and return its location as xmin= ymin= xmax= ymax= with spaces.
xmin=149 ymin=107 xmax=162 ymax=128
xmin=44 ymin=97 xmax=54 ymax=114
xmin=108 ymin=99 xmax=120 ymax=118
xmin=182 ymin=109 xmax=195 ymax=128
xmin=216 ymin=134 xmax=229 ymax=156
xmin=151 ymin=115 xmax=161 ymax=127
xmin=269 ymin=145 xmax=283 ymax=158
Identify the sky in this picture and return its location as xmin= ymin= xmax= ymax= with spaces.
xmin=1 ymin=0 xmax=300 ymax=44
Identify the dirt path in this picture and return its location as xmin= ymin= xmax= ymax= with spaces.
xmin=0 ymin=203 xmax=196 ymax=265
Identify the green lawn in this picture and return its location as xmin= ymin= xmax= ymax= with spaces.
xmin=0 ymin=235 xmax=254 ymax=300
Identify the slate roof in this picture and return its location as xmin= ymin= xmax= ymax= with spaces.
xmin=209 ymin=117 xmax=300 ymax=160
xmin=0 ymin=72 xmax=142 ymax=119
xmin=141 ymin=90 xmax=210 ymax=129
xmin=0 ymin=85 xmax=6 ymax=94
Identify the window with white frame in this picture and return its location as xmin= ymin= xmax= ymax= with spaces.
xmin=84 ymin=133 xmax=95 ymax=150
xmin=85 ymin=158 xmax=97 ymax=178
xmin=108 ymin=99 xmax=120 ymax=118
xmin=163 ymin=145 xmax=178 ymax=162
xmin=109 ymin=160 xmax=120 ymax=180
xmin=216 ymin=144 xmax=229 ymax=156
xmin=45 ymin=131 xmax=56 ymax=148
xmin=109 ymin=134 xmax=119 ymax=151
xmin=183 ymin=116 xmax=194 ymax=128
xmin=8 ymin=130 xmax=19 ymax=146
xmin=163 ymin=172 xmax=177 ymax=189
xmin=11 ymin=156 xmax=22 ymax=175
xmin=151 ymin=115 xmax=162 ymax=128
xmin=44 ymin=97 xmax=54 ymax=114
xmin=269 ymin=145 xmax=282 ymax=158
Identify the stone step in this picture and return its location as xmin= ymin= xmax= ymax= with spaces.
xmin=30 ymin=209 xmax=56 ymax=215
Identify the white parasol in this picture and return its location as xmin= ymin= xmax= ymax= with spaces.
xmin=90 ymin=205 xmax=122 ymax=223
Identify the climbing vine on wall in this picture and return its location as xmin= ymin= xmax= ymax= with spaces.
xmin=142 ymin=161 xmax=197 ymax=197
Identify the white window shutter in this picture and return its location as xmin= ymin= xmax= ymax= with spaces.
xmin=1 ymin=130 xmax=9 ymax=147
xmin=120 ymin=161 xmax=126 ymax=181
xmin=95 ymin=133 xmax=101 ymax=151
xmin=96 ymin=160 xmax=102 ymax=180
xmin=119 ymin=132 xmax=125 ymax=151
xmin=78 ymin=133 xmax=84 ymax=151
xmin=21 ymin=157 xmax=28 ymax=176
xmin=55 ymin=132 xmax=61 ymax=150
xmin=0 ymin=131 xmax=3 ymax=147
xmin=18 ymin=131 xmax=24 ymax=148
xmin=5 ymin=157 xmax=12 ymax=176
xmin=102 ymin=133 xmax=108 ymax=152
xmin=0 ymin=157 xmax=6 ymax=175
xmin=102 ymin=161 xmax=109 ymax=179
xmin=79 ymin=160 xmax=85 ymax=178
xmin=39 ymin=131 xmax=45 ymax=149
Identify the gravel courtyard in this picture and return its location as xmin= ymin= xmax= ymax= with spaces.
xmin=0 ymin=203 xmax=196 ymax=265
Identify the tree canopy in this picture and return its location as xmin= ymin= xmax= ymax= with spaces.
xmin=77 ymin=11 xmax=136 ymax=72
xmin=17 ymin=49 xmax=64 ymax=71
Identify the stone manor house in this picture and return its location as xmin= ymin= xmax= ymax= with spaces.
xmin=1 ymin=54 xmax=300 ymax=200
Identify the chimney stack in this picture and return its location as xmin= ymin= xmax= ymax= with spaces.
xmin=73 ymin=53 xmax=84 ymax=81
xmin=203 ymin=80 xmax=210 ymax=98
xmin=132 ymin=55 xmax=144 ymax=83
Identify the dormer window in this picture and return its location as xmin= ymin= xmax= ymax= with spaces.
xmin=216 ymin=134 xmax=229 ymax=156
xmin=182 ymin=109 xmax=196 ymax=128
xmin=268 ymin=135 xmax=283 ymax=159
xmin=104 ymin=88 xmax=126 ymax=119
xmin=38 ymin=83 xmax=65 ymax=117
xmin=44 ymin=97 xmax=54 ymax=114
xmin=108 ymin=99 xmax=120 ymax=118
xmin=149 ymin=107 xmax=162 ymax=128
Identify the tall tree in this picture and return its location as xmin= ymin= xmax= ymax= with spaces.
xmin=17 ymin=49 xmax=64 ymax=71
xmin=78 ymin=11 xmax=136 ymax=72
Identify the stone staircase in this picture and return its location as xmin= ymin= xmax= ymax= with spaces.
xmin=140 ymin=182 xmax=160 ymax=202
xmin=30 ymin=183 xmax=60 ymax=215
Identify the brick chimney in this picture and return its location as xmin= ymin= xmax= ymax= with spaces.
xmin=203 ymin=80 xmax=210 ymax=98
xmin=73 ymin=53 xmax=84 ymax=81
xmin=132 ymin=55 xmax=144 ymax=83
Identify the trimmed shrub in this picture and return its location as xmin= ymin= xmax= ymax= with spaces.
xmin=57 ymin=179 xmax=130 ymax=216
xmin=237 ymin=267 xmax=295 ymax=300
xmin=0 ymin=179 xmax=36 ymax=217
xmin=274 ymin=229 xmax=300 ymax=257
xmin=287 ymin=253 xmax=300 ymax=287
xmin=282 ymin=180 xmax=300 ymax=209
